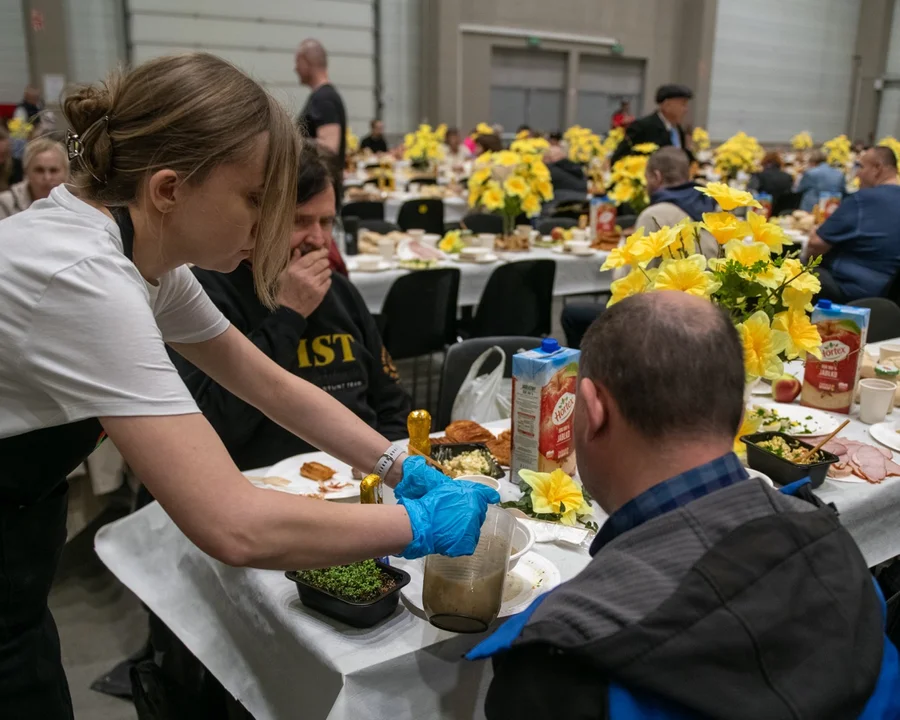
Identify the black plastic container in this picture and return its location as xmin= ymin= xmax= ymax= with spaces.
xmin=740 ymin=431 xmax=840 ymax=489
xmin=431 ymin=443 xmax=505 ymax=478
xmin=286 ymin=561 xmax=410 ymax=628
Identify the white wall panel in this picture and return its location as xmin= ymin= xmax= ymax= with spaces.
xmin=1 ymin=2 xmax=29 ymax=105
xmin=66 ymin=0 xmax=125 ymax=86
xmin=128 ymin=0 xmax=376 ymax=130
xmin=877 ymin=0 xmax=900 ymax=138
xmin=379 ymin=0 xmax=421 ymax=138
xmin=707 ymin=0 xmax=860 ymax=143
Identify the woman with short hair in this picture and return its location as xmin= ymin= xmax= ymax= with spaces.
xmin=0 ymin=136 xmax=68 ymax=218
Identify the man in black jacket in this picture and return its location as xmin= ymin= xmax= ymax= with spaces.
xmin=472 ymin=291 xmax=899 ymax=719
xmin=611 ymin=84 xmax=692 ymax=164
xmin=174 ymin=143 xmax=410 ymax=470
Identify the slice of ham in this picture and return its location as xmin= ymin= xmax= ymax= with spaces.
xmin=886 ymin=459 xmax=900 ymax=476
xmin=821 ymin=440 xmax=847 ymax=457
xmin=407 ymin=240 xmax=442 ymax=261
xmin=828 ymin=462 xmax=854 ymax=478
xmin=851 ymin=446 xmax=888 ymax=484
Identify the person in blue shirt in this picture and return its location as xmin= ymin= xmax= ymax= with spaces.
xmin=472 ymin=291 xmax=899 ymax=720
xmin=796 ymin=149 xmax=845 ymax=211
xmin=808 ymin=146 xmax=900 ymax=302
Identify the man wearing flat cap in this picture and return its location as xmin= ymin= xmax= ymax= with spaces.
xmin=611 ymin=84 xmax=693 ymax=164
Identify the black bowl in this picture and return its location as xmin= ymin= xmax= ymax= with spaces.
xmin=740 ymin=431 xmax=840 ymax=489
xmin=286 ymin=561 xmax=411 ymax=628
xmin=430 ymin=443 xmax=505 ymax=479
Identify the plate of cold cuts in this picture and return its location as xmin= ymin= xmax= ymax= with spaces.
xmin=817 ymin=435 xmax=900 ymax=484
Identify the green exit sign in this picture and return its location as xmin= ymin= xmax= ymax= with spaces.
xmin=527 ymin=36 xmax=542 ymax=48
xmin=611 ymin=42 xmax=624 ymax=55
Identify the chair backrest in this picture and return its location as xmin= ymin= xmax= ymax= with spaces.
xmin=380 ymin=268 xmax=460 ymax=360
xmin=358 ymin=218 xmax=400 ymax=235
xmin=551 ymin=201 xmax=590 ymax=221
xmin=462 ymin=213 xmax=504 ymax=235
xmin=471 ymin=260 xmax=556 ymax=337
xmin=537 ymin=217 xmax=578 ymax=235
xmin=397 ymin=198 xmax=445 ymax=234
xmin=616 ymin=214 xmax=637 ymax=229
xmin=342 ymin=201 xmax=385 ymax=221
xmin=435 ymin=336 xmax=543 ymax=428
xmin=411 ymin=177 xmax=439 ymax=186
xmin=774 ymin=192 xmax=803 ymax=217
xmin=848 ymin=297 xmax=900 ymax=343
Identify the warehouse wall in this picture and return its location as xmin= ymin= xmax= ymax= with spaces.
xmin=420 ymin=0 xmax=717 ymax=136
xmin=1 ymin=2 xmax=29 ymax=104
xmin=65 ymin=0 xmax=125 ymax=86
xmin=707 ymin=0 xmax=862 ymax=143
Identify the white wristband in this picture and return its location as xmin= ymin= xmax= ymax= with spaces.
xmin=373 ymin=445 xmax=404 ymax=480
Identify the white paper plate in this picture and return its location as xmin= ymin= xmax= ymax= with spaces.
xmin=551 ymin=246 xmax=595 ymax=257
xmin=350 ymin=260 xmax=393 ymax=273
xmin=454 ymin=253 xmax=500 ymax=264
xmin=747 ymin=403 xmax=843 ymax=437
xmin=869 ymin=421 xmax=900 ymax=453
xmin=399 ymin=551 xmax=560 ymax=620
xmin=256 ymin=451 xmax=361 ymax=500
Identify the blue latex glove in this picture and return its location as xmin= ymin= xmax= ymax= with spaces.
xmin=397 ymin=481 xmax=501 ymax=559
xmin=393 ymin=455 xmax=449 ymax=500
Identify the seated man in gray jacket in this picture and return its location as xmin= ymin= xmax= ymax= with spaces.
xmin=472 ymin=291 xmax=898 ymax=719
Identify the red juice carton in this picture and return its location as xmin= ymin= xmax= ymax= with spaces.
xmin=511 ymin=338 xmax=580 ymax=478
xmin=590 ymin=195 xmax=617 ymax=238
xmin=801 ymin=300 xmax=870 ymax=414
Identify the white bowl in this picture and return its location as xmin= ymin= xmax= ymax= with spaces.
xmin=455 ymin=474 xmax=501 ymax=492
xmin=421 ymin=233 xmax=441 ymax=247
xmin=356 ymin=256 xmax=383 ymax=271
xmin=460 ymin=246 xmax=490 ymax=261
xmin=508 ymin=520 xmax=535 ymax=570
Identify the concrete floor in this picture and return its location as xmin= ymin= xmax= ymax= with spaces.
xmin=50 ymin=507 xmax=143 ymax=720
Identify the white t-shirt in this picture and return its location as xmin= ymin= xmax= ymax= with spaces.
xmin=0 ymin=185 xmax=230 ymax=438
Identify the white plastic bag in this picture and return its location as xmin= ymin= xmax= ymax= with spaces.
xmin=450 ymin=346 xmax=509 ymax=423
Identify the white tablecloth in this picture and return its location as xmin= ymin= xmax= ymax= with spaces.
xmin=348 ymin=248 xmax=612 ymax=314
xmin=94 ymin=370 xmax=900 ymax=719
xmin=95 ymin=423 xmax=596 ymax=720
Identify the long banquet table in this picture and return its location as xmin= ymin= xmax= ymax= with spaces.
xmin=349 ymin=247 xmax=612 ymax=314
xmin=95 ymin=346 xmax=900 ymax=719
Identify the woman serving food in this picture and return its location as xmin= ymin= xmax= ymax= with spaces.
xmin=0 ymin=53 xmax=496 ymax=720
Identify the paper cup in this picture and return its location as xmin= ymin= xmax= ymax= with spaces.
xmin=515 ymin=224 xmax=532 ymax=239
xmin=356 ymin=255 xmax=382 ymax=271
xmin=879 ymin=343 xmax=900 ymax=362
xmin=407 ymin=229 xmax=425 ymax=239
xmin=571 ymin=228 xmax=587 ymax=243
xmin=859 ymin=378 xmax=896 ymax=424
xmin=477 ymin=233 xmax=496 ymax=249
xmin=377 ymin=239 xmax=395 ymax=261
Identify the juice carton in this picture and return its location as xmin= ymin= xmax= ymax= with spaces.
xmin=755 ymin=192 xmax=773 ymax=219
xmin=589 ymin=195 xmax=617 ymax=239
xmin=801 ymin=300 xmax=871 ymax=414
xmin=511 ymin=338 xmax=580 ymax=478
xmin=817 ymin=192 xmax=842 ymax=221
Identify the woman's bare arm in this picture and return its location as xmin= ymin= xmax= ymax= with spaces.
xmin=100 ymin=412 xmax=412 ymax=569
xmin=170 ymin=326 xmax=408 ymax=485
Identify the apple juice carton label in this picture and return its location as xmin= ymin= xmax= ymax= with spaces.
xmin=589 ymin=195 xmax=617 ymax=238
xmin=801 ymin=301 xmax=870 ymax=414
xmin=511 ymin=339 xmax=580 ymax=479
xmin=818 ymin=192 xmax=841 ymax=220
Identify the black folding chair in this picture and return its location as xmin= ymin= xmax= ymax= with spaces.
xmin=848 ymin=298 xmax=900 ymax=343
xmin=409 ymin=177 xmax=439 ymax=186
xmin=358 ymin=219 xmax=400 ymax=234
xmin=616 ymin=214 xmax=637 ymax=229
xmin=435 ymin=336 xmax=542 ymax=428
xmin=397 ymin=199 xmax=444 ymax=234
xmin=341 ymin=201 xmax=385 ymax=221
xmin=380 ymin=268 xmax=460 ymax=408
xmin=468 ymin=260 xmax=556 ymax=338
xmin=537 ymin=217 xmax=578 ymax=235
xmin=774 ymin=192 xmax=803 ymax=217
xmin=461 ymin=213 xmax=504 ymax=235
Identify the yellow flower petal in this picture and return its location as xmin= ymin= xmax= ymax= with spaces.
xmin=736 ymin=310 xmax=788 ymax=381
xmin=699 ymin=182 xmax=762 ymax=211
xmin=653 ymin=255 xmax=721 ymax=298
xmin=517 ymin=468 xmax=588 ymax=525
xmin=701 ymin=212 xmax=749 ymax=245
xmin=608 ymin=267 xmax=656 ymax=306
xmin=772 ymin=310 xmax=823 ymax=360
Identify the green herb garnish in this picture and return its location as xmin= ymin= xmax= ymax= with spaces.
xmin=297 ymin=560 xmax=393 ymax=602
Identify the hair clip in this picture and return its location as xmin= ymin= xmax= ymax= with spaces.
xmin=65 ymin=116 xmax=109 ymax=183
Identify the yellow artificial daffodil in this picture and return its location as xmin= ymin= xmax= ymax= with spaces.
xmin=736 ymin=310 xmax=788 ymax=381
xmin=633 ymin=227 xmax=677 ymax=264
xmin=617 ymin=154 xmax=649 ymax=179
xmin=534 ymin=178 xmax=554 ymax=202
xmin=652 ymin=254 xmax=722 ymax=298
xmin=521 ymin=193 xmax=542 ymax=217
xmin=713 ymin=239 xmax=783 ymax=288
xmin=662 ymin=218 xmax=698 ymax=258
xmin=608 ymin=181 xmax=636 ymax=205
xmin=632 ymin=142 xmax=660 ymax=154
xmin=474 ymin=122 xmax=494 ymax=136
xmin=504 ymin=175 xmax=528 ymax=198
xmin=481 ymin=182 xmax=505 ymax=212
xmin=608 ymin=267 xmax=657 ymax=306
xmin=494 ymin=150 xmax=520 ymax=167
xmin=518 ymin=468 xmax=593 ymax=526
xmin=692 ymin=127 xmax=711 ymax=151
xmin=698 ymin=182 xmax=762 ymax=211
xmin=791 ymin=131 xmax=814 ymax=151
xmin=745 ymin=211 xmax=790 ymax=254
xmin=734 ymin=410 xmax=762 ymax=457
xmin=602 ymin=228 xmax=647 ymax=270
xmin=781 ymin=258 xmax=821 ymax=311
xmin=438 ymin=230 xmax=463 ymax=254
xmin=701 ymin=212 xmax=749 ymax=245
xmin=470 ymin=167 xmax=492 ymax=187
xmin=468 ymin=188 xmax=481 ymax=207
xmin=773 ymin=309 xmax=823 ymax=360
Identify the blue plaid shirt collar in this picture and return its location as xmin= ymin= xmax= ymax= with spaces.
xmin=590 ymin=452 xmax=749 ymax=556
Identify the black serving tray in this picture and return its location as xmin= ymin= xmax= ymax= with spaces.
xmin=740 ymin=431 xmax=839 ymax=489
xmin=431 ymin=442 xmax=505 ymax=478
xmin=286 ymin=561 xmax=410 ymax=628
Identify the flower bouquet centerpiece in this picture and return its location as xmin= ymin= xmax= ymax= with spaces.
xmin=564 ymin=125 xmax=607 ymax=192
xmin=823 ymin=134 xmax=851 ymax=169
xmin=713 ymin=131 xmax=763 ymax=181
xmin=403 ymin=123 xmax=446 ymax=172
xmin=467 ymin=147 xmax=553 ymax=239
xmin=791 ymin=131 xmax=814 ymax=151
xmin=601 ymin=126 xmax=626 ymax=161
xmin=601 ymin=182 xmax=823 ymax=389
xmin=346 ymin=127 xmax=360 ymax=159
xmin=605 ymin=143 xmax=658 ymax=213
xmin=692 ymin=126 xmax=711 ymax=151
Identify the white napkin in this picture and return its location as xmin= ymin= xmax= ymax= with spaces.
xmin=516 ymin=517 xmax=592 ymax=547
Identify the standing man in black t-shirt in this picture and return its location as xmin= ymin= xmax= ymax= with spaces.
xmin=295 ymin=39 xmax=347 ymax=203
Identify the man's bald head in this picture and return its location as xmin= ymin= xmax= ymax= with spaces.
xmin=857 ymin=145 xmax=899 ymax=189
xmin=580 ymin=292 xmax=744 ymax=440
xmin=295 ymin=39 xmax=328 ymax=86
